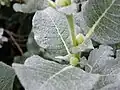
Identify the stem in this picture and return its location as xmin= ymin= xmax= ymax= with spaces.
xmin=5 ymin=30 xmax=23 ymax=55
xmin=66 ymin=14 xmax=81 ymax=66
xmin=85 ymin=27 xmax=94 ymax=40
xmin=66 ymin=14 xmax=77 ymax=47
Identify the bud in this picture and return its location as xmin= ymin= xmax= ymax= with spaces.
xmin=48 ymin=0 xmax=56 ymax=8
xmin=70 ymin=56 xmax=79 ymax=66
xmin=76 ymin=33 xmax=84 ymax=45
xmin=55 ymin=0 xmax=71 ymax=7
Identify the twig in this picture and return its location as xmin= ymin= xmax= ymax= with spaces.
xmin=4 ymin=30 xmax=24 ymax=55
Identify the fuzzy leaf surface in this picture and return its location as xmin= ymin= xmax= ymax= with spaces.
xmin=83 ymin=0 xmax=120 ymax=44
xmin=85 ymin=45 xmax=120 ymax=89
xmin=13 ymin=55 xmax=100 ymax=90
xmin=0 ymin=62 xmax=15 ymax=90
xmin=32 ymin=7 xmax=72 ymax=57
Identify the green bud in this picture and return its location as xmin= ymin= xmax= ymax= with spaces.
xmin=70 ymin=56 xmax=79 ymax=66
xmin=55 ymin=0 xmax=71 ymax=7
xmin=76 ymin=33 xmax=85 ymax=45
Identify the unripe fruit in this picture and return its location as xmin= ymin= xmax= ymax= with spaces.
xmin=76 ymin=33 xmax=85 ymax=45
xmin=55 ymin=0 xmax=71 ymax=7
xmin=70 ymin=56 xmax=79 ymax=66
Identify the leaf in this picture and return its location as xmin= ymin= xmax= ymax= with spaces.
xmin=74 ymin=11 xmax=89 ymax=34
xmin=27 ymin=32 xmax=44 ymax=54
xmin=13 ymin=0 xmax=48 ymax=13
xmin=14 ymin=52 xmax=33 ymax=64
xmin=83 ymin=0 xmax=120 ymax=44
xmin=13 ymin=55 xmax=100 ymax=90
xmin=86 ymin=45 xmax=120 ymax=75
xmin=93 ymin=74 xmax=120 ymax=90
xmin=13 ymin=46 xmax=120 ymax=90
xmin=99 ymin=81 xmax=120 ymax=90
xmin=84 ymin=45 xmax=120 ymax=89
xmin=32 ymin=7 xmax=72 ymax=57
xmin=85 ymin=45 xmax=114 ymax=74
xmin=14 ymin=32 xmax=41 ymax=64
xmin=18 ymin=31 xmax=69 ymax=64
xmin=0 ymin=62 xmax=16 ymax=90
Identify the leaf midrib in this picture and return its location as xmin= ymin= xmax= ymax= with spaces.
xmin=92 ymin=0 xmax=116 ymax=30
xmin=39 ymin=66 xmax=73 ymax=89
xmin=86 ymin=0 xmax=116 ymax=39
xmin=44 ymin=9 xmax=70 ymax=55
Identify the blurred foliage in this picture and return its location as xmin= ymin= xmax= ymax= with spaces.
xmin=0 ymin=0 xmax=10 ymax=6
xmin=0 ymin=1 xmax=34 ymax=90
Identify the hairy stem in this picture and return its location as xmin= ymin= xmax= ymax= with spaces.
xmin=66 ymin=14 xmax=77 ymax=47
xmin=66 ymin=14 xmax=81 ymax=66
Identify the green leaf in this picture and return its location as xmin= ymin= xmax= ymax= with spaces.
xmin=94 ymin=74 xmax=120 ymax=90
xmin=85 ymin=45 xmax=114 ymax=74
xmin=14 ymin=32 xmax=42 ymax=64
xmin=0 ymin=62 xmax=15 ymax=90
xmin=12 ymin=55 xmax=100 ymax=90
xmin=83 ymin=0 xmax=120 ymax=44
xmin=27 ymin=32 xmax=43 ymax=54
xmin=85 ymin=45 xmax=120 ymax=89
xmin=14 ymin=52 xmax=33 ymax=64
xmin=13 ymin=45 xmax=120 ymax=90
xmin=32 ymin=7 xmax=72 ymax=57
xmin=99 ymin=81 xmax=120 ymax=90
xmin=74 ymin=12 xmax=89 ymax=34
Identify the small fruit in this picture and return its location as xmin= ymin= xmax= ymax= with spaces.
xmin=76 ymin=33 xmax=85 ymax=45
xmin=55 ymin=0 xmax=71 ymax=7
xmin=70 ymin=56 xmax=79 ymax=66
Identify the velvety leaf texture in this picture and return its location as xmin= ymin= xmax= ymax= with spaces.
xmin=85 ymin=45 xmax=114 ymax=74
xmin=0 ymin=62 xmax=15 ymax=90
xmin=13 ymin=55 xmax=100 ymax=90
xmin=74 ymin=1 xmax=90 ymax=35
xmin=85 ymin=45 xmax=120 ymax=89
xmin=32 ymin=7 xmax=72 ymax=57
xmin=13 ymin=45 xmax=120 ymax=90
xmin=83 ymin=0 xmax=120 ymax=44
xmin=11 ymin=0 xmax=120 ymax=89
